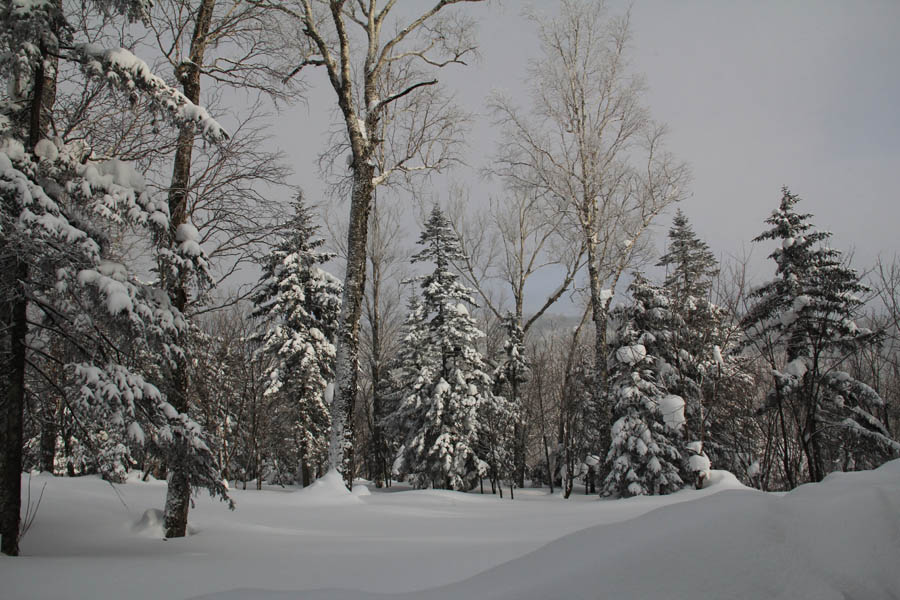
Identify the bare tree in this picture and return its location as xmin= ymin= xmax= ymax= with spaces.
xmin=448 ymin=183 xmax=585 ymax=487
xmin=250 ymin=0 xmax=487 ymax=484
xmin=491 ymin=0 xmax=688 ymax=405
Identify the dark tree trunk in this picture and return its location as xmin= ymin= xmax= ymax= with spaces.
xmin=162 ymin=0 xmax=216 ymax=540
xmin=1 ymin=21 xmax=59 ymax=555
xmin=38 ymin=395 xmax=58 ymax=473
xmin=0 ymin=262 xmax=27 ymax=556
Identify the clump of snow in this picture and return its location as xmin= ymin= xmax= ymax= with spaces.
xmin=658 ymin=394 xmax=685 ymax=431
xmin=689 ymin=453 xmax=711 ymax=474
xmin=77 ymin=267 xmax=134 ymax=315
xmin=784 ymin=357 xmax=808 ymax=378
xmin=131 ymin=508 xmax=165 ymax=538
xmin=1 ymin=138 xmax=26 ymax=161
xmin=34 ymin=138 xmax=59 ymax=161
xmin=98 ymin=158 xmax=145 ymax=193
xmin=615 ymin=344 xmax=646 ymax=365
xmin=176 ymin=223 xmax=202 ymax=257
xmin=712 ymin=344 xmax=724 ymax=367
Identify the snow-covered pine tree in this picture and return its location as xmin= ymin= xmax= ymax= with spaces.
xmin=0 ymin=0 xmax=230 ymax=555
xmin=602 ymin=275 xmax=684 ymax=497
xmin=390 ymin=206 xmax=491 ymax=491
xmin=380 ymin=294 xmax=428 ymax=468
xmin=657 ymin=210 xmax=753 ymax=485
xmin=251 ymin=198 xmax=342 ymax=487
xmin=742 ymin=188 xmax=899 ymax=484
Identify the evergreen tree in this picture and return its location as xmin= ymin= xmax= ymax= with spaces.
xmin=0 ymin=0 xmax=230 ymax=555
xmin=742 ymin=188 xmax=898 ymax=484
xmin=657 ymin=211 xmax=751 ymax=484
xmin=657 ymin=209 xmax=719 ymax=299
xmin=390 ymin=206 xmax=491 ymax=490
xmin=251 ymin=198 xmax=342 ymax=486
xmin=603 ymin=275 xmax=685 ymax=497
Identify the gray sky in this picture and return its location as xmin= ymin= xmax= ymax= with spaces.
xmin=269 ymin=0 xmax=900 ymax=311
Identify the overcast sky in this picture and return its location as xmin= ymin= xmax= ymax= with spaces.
xmin=268 ymin=0 xmax=900 ymax=311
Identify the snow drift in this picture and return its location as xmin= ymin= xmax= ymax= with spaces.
xmin=4 ymin=462 xmax=898 ymax=600
xmin=195 ymin=462 xmax=900 ymax=600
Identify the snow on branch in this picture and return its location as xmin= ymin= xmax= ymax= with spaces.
xmin=72 ymin=44 xmax=229 ymax=143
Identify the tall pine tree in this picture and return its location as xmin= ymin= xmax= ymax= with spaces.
xmin=657 ymin=211 xmax=752 ymax=484
xmin=390 ymin=206 xmax=491 ymax=490
xmin=603 ymin=275 xmax=685 ymax=497
xmin=251 ymin=198 xmax=342 ymax=487
xmin=0 ymin=0 xmax=230 ymax=554
xmin=742 ymin=188 xmax=898 ymax=484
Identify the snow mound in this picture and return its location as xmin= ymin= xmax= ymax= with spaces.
xmin=131 ymin=508 xmax=165 ymax=538
xmin=293 ymin=471 xmax=363 ymax=506
xmin=352 ymin=484 xmax=371 ymax=498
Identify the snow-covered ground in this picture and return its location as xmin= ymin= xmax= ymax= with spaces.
xmin=3 ymin=462 xmax=899 ymax=600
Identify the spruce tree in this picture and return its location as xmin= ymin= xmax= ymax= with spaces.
xmin=251 ymin=198 xmax=342 ymax=486
xmin=742 ymin=188 xmax=898 ymax=484
xmin=603 ymin=275 xmax=684 ymax=497
xmin=657 ymin=211 xmax=752 ymax=484
xmin=658 ymin=208 xmax=719 ymax=300
xmin=390 ymin=206 xmax=491 ymax=490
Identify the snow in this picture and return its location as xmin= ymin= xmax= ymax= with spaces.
xmin=658 ymin=394 xmax=685 ymax=431
xmin=784 ymin=357 xmax=808 ymax=378
xmin=74 ymin=44 xmax=229 ymax=143
xmin=3 ymin=461 xmax=900 ymax=600
xmin=33 ymin=139 xmax=58 ymax=161
xmin=688 ymin=453 xmax=711 ymax=474
xmin=176 ymin=223 xmax=203 ymax=257
xmin=712 ymin=344 xmax=724 ymax=367
xmin=615 ymin=344 xmax=646 ymax=365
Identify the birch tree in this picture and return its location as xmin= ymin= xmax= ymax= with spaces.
xmin=492 ymin=0 xmax=688 ymax=404
xmin=253 ymin=0 xmax=486 ymax=484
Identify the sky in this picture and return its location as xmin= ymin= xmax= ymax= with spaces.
xmin=265 ymin=0 xmax=900 ymax=313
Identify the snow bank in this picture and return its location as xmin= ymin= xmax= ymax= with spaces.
xmin=293 ymin=470 xmax=362 ymax=506
xmin=5 ymin=462 xmax=898 ymax=600
xmin=213 ymin=461 xmax=899 ymax=600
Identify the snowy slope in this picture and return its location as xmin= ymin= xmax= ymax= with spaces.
xmin=2 ymin=463 xmax=898 ymax=600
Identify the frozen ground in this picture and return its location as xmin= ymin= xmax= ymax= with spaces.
xmin=2 ymin=462 xmax=898 ymax=600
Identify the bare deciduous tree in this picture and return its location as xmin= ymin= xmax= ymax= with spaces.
xmin=491 ymin=0 xmax=688 ymax=404
xmin=448 ymin=185 xmax=585 ymax=487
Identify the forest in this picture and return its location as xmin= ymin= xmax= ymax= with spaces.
xmin=1 ymin=0 xmax=898 ymax=587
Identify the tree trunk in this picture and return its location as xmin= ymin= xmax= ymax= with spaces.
xmin=0 ymin=262 xmax=27 ymax=556
xmin=162 ymin=0 xmax=216 ymax=539
xmin=1 ymin=21 xmax=59 ymax=555
xmin=329 ymin=164 xmax=375 ymax=488
xmin=38 ymin=395 xmax=58 ymax=473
